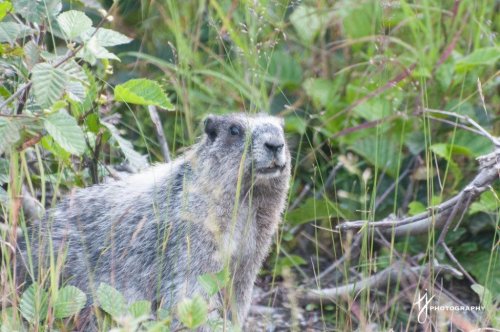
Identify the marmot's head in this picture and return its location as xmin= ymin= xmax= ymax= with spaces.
xmin=201 ymin=113 xmax=290 ymax=182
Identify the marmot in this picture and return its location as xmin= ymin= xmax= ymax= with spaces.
xmin=18 ymin=113 xmax=291 ymax=329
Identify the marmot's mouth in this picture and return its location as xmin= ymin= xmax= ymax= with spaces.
xmin=257 ymin=164 xmax=286 ymax=175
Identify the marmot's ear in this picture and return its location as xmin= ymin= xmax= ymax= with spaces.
xmin=204 ymin=115 xmax=218 ymax=140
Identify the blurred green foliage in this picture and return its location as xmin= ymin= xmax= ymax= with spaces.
xmin=0 ymin=0 xmax=499 ymax=330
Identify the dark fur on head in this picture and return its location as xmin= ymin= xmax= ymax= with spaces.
xmin=17 ymin=113 xmax=291 ymax=329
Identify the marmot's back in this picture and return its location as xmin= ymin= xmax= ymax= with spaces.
xmin=18 ymin=113 xmax=291 ymax=327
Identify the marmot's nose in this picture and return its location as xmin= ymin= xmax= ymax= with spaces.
xmin=264 ymin=142 xmax=284 ymax=154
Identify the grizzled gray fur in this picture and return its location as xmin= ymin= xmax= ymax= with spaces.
xmin=18 ymin=113 xmax=291 ymax=328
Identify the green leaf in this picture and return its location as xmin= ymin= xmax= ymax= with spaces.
xmin=81 ymin=27 xmax=132 ymax=46
xmin=128 ymin=300 xmax=151 ymax=319
xmin=77 ymin=36 xmax=120 ymax=64
xmin=287 ymin=197 xmax=342 ymax=226
xmin=197 ymin=267 xmax=230 ymax=297
xmin=0 ymin=307 xmax=23 ymax=331
xmin=96 ymin=283 xmax=127 ymax=319
xmin=20 ymin=283 xmax=48 ymax=323
xmin=103 ymin=123 xmax=148 ymax=170
xmin=53 ymin=285 xmax=87 ymax=319
xmin=290 ymin=5 xmax=330 ymax=43
xmin=471 ymin=284 xmax=493 ymax=308
xmin=0 ymin=187 xmax=8 ymax=205
xmin=23 ymin=40 xmax=40 ymax=70
xmin=284 ymin=115 xmax=307 ymax=135
xmin=177 ymin=296 xmax=208 ymax=329
xmin=13 ymin=0 xmax=61 ymax=24
xmin=408 ymin=201 xmax=426 ymax=216
xmin=0 ymin=158 xmax=8 ymax=184
xmin=261 ymin=50 xmax=302 ymax=88
xmin=342 ymin=3 xmax=381 ymax=39
xmin=273 ymin=255 xmax=307 ymax=275
xmin=60 ymin=60 xmax=87 ymax=82
xmin=346 ymin=84 xmax=401 ymax=121
xmin=303 ymin=78 xmax=340 ymax=110
xmin=469 ymin=190 xmax=499 ymax=215
xmin=32 ymin=63 xmax=68 ymax=108
xmin=0 ymin=22 xmax=34 ymax=43
xmin=0 ymin=1 xmax=12 ymax=21
xmin=40 ymin=136 xmax=71 ymax=161
xmin=462 ymin=251 xmax=500 ymax=300
xmin=454 ymin=130 xmax=494 ymax=157
xmin=57 ymin=10 xmax=93 ymax=41
xmin=456 ymin=47 xmax=500 ymax=71
xmin=114 ymin=79 xmax=174 ymax=110
xmin=351 ymin=135 xmax=400 ymax=177
xmin=430 ymin=143 xmax=471 ymax=187
xmin=0 ymin=118 xmax=20 ymax=154
xmin=44 ymin=110 xmax=86 ymax=155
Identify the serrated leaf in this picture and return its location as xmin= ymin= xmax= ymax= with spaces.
xmin=53 ymin=285 xmax=87 ymax=319
xmin=177 ymin=296 xmax=208 ymax=329
xmin=114 ymin=79 xmax=174 ymax=110
xmin=32 ymin=63 xmax=67 ymax=108
xmin=103 ymin=123 xmax=148 ymax=170
xmin=0 ymin=118 xmax=20 ymax=154
xmin=44 ymin=110 xmax=86 ymax=155
xmin=66 ymin=81 xmax=86 ymax=102
xmin=60 ymin=60 xmax=87 ymax=82
xmin=96 ymin=283 xmax=127 ymax=319
xmin=128 ymin=300 xmax=151 ymax=319
xmin=20 ymin=283 xmax=48 ymax=323
xmin=81 ymin=27 xmax=132 ymax=46
xmin=77 ymin=35 xmax=119 ymax=65
xmin=57 ymin=10 xmax=93 ymax=41
xmin=13 ymin=0 xmax=61 ymax=24
xmin=23 ymin=40 xmax=40 ymax=69
xmin=0 ymin=22 xmax=34 ymax=43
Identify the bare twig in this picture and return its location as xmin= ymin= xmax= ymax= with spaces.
xmin=148 ymin=105 xmax=171 ymax=162
xmin=299 ymin=262 xmax=461 ymax=304
xmin=441 ymin=243 xmax=476 ymax=284
xmin=337 ymin=149 xmax=500 ymax=236
xmin=424 ymin=108 xmax=500 ymax=146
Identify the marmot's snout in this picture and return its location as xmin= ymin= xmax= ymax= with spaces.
xmin=252 ymin=124 xmax=289 ymax=178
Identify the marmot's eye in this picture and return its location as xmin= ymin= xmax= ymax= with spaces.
xmin=229 ymin=125 xmax=240 ymax=136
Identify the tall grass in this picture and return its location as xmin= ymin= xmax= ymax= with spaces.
xmin=1 ymin=0 xmax=499 ymax=330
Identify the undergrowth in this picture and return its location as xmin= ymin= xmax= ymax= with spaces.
xmin=0 ymin=0 xmax=499 ymax=331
